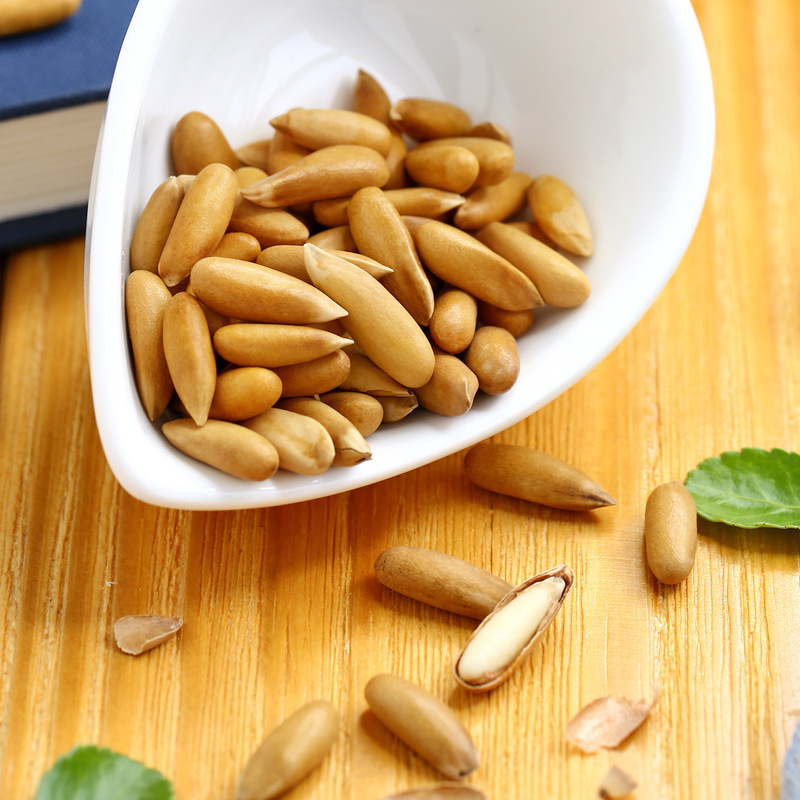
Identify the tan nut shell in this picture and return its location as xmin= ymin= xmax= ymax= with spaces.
xmin=453 ymin=171 xmax=532 ymax=230
xmin=171 ymin=111 xmax=240 ymax=175
xmin=476 ymin=221 xmax=590 ymax=308
xmin=304 ymin=245 xmax=435 ymax=389
xmin=270 ymin=108 xmax=392 ymax=156
xmin=162 ymin=292 xmax=216 ymax=426
xmin=256 ymin=245 xmax=392 ymax=283
xmin=242 ymin=407 xmax=335 ymax=475
xmin=464 ymin=443 xmax=616 ymax=511
xmin=389 ymin=98 xmax=472 ymax=141
xmin=270 ymin=350 xmax=351 ymax=398
xmin=414 ymin=221 xmax=543 ymax=311
xmin=241 ymin=145 xmax=390 ymax=208
xmin=213 ymin=323 xmax=350 ymax=368
xmin=158 ymin=163 xmax=239 ymax=286
xmin=318 ymin=391 xmax=384 ymax=437
xmin=415 ymin=354 xmax=479 ymax=416
xmin=162 ymin=418 xmax=279 ymax=481
xmin=464 ymin=326 xmax=520 ymax=395
xmin=528 ymin=174 xmax=593 ymax=257
xmin=364 ymin=674 xmax=478 ymax=780
xmin=405 ymin=145 xmax=480 ymax=195
xmin=453 ymin=565 xmax=574 ymax=692
xmin=429 ymin=289 xmax=478 ymax=354
xmin=374 ymin=545 xmax=512 ymax=620
xmin=125 ymin=270 xmax=174 ymax=421
xmin=644 ymin=481 xmax=698 ymax=584
xmin=413 ymin=137 xmax=514 ymax=186
xmin=207 ymin=367 xmax=282 ymax=421
xmin=190 ymin=257 xmax=346 ymax=324
xmin=348 ymin=186 xmax=435 ymax=325
xmin=236 ymin=700 xmax=339 ymax=800
xmin=278 ymin=397 xmax=371 ymax=467
xmin=210 ymin=231 xmax=261 ymax=262
xmin=476 ymin=301 xmax=534 ymax=338
xmin=130 ymin=177 xmax=184 ymax=273
xmin=228 ymin=198 xmax=309 ymax=248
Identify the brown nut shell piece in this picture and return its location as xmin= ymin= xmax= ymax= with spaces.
xmin=236 ymin=700 xmax=339 ymax=800
xmin=213 ymin=323 xmax=350 ymax=368
xmin=270 ymin=108 xmax=392 ymax=156
xmin=171 ymin=111 xmax=240 ymax=175
xmin=565 ymin=691 xmax=659 ymax=753
xmin=453 ymin=171 xmax=532 ymax=230
xmin=389 ymin=98 xmax=472 ymax=141
xmin=270 ymin=350 xmax=351 ymax=398
xmin=644 ymin=481 xmax=698 ymax=584
xmin=158 ymin=163 xmax=239 ymax=287
xmin=304 ymin=245 xmax=435 ymax=388
xmin=528 ymin=174 xmax=593 ymax=257
xmin=241 ymin=144 xmax=390 ymax=208
xmin=429 ymin=289 xmax=478 ymax=354
xmin=415 ymin=221 xmax=542 ymax=312
xmin=464 ymin=443 xmax=616 ymax=510
xmin=162 ymin=418 xmax=280 ymax=481
xmin=364 ymin=674 xmax=479 ymax=780
xmin=413 ymin=137 xmax=514 ymax=186
xmin=374 ymin=545 xmax=512 ymax=620
xmin=318 ymin=391 xmax=384 ymax=437
xmin=113 ymin=615 xmax=182 ymax=656
xmin=476 ymin=221 xmax=590 ymax=308
xmin=464 ymin=326 xmax=520 ymax=395
xmin=190 ymin=257 xmax=346 ymax=324
xmin=242 ymin=407 xmax=335 ymax=475
xmin=125 ymin=270 xmax=174 ymax=421
xmin=348 ymin=186 xmax=434 ymax=325
xmin=415 ymin=354 xmax=479 ymax=416
xmin=454 ymin=565 xmax=573 ymax=692
xmin=161 ymin=292 xmax=216 ymax=426
xmin=130 ymin=176 xmax=184 ymax=273
xmin=405 ymin=145 xmax=480 ymax=195
xmin=278 ymin=397 xmax=371 ymax=467
xmin=207 ymin=367 xmax=282 ymax=421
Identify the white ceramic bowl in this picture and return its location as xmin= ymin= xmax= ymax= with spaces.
xmin=86 ymin=0 xmax=714 ymax=510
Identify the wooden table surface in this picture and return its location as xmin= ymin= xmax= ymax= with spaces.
xmin=2 ymin=0 xmax=800 ymax=797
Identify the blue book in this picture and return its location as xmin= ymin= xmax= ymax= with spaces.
xmin=0 ymin=0 xmax=140 ymax=251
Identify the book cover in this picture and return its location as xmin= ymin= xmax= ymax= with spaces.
xmin=0 ymin=0 xmax=140 ymax=251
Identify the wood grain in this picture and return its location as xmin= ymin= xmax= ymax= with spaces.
xmin=2 ymin=0 xmax=800 ymax=797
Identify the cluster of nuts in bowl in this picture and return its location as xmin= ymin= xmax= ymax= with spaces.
xmin=125 ymin=69 xmax=594 ymax=481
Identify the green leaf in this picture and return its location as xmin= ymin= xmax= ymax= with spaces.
xmin=684 ymin=448 xmax=800 ymax=529
xmin=35 ymin=745 xmax=173 ymax=800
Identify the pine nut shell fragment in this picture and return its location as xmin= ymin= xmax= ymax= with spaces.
xmin=125 ymin=271 xmax=174 ymax=421
xmin=130 ymin=177 xmax=184 ymax=273
xmin=162 ymin=418 xmax=279 ymax=481
xmin=236 ymin=700 xmax=339 ymax=800
xmin=162 ymin=292 xmax=216 ymax=426
xmin=171 ymin=111 xmax=240 ymax=175
xmin=644 ymin=481 xmax=697 ymax=584
xmin=241 ymin=144 xmax=390 ymax=208
xmin=527 ymin=174 xmax=593 ymax=257
xmin=464 ymin=443 xmax=616 ymax=510
xmin=242 ymin=407 xmax=335 ymax=475
xmin=304 ymin=245 xmax=435 ymax=388
xmin=364 ymin=674 xmax=479 ymax=780
xmin=114 ymin=615 xmax=183 ymax=656
xmin=415 ymin=221 xmax=542 ymax=312
xmin=190 ymin=257 xmax=346 ymax=324
xmin=374 ymin=545 xmax=512 ymax=620
xmin=454 ymin=565 xmax=573 ymax=692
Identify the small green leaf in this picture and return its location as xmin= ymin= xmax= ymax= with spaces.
xmin=684 ymin=448 xmax=800 ymax=529
xmin=35 ymin=745 xmax=173 ymax=800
